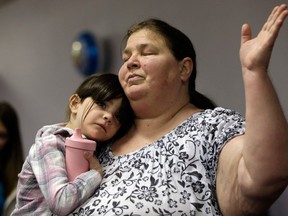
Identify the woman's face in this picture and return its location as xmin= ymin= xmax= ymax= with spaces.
xmin=0 ymin=121 xmax=8 ymax=150
xmin=118 ymin=29 xmax=183 ymax=102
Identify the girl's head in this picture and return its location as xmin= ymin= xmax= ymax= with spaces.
xmin=121 ymin=18 xmax=215 ymax=109
xmin=66 ymin=73 xmax=134 ymax=142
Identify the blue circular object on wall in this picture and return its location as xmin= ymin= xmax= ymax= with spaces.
xmin=71 ymin=32 xmax=100 ymax=76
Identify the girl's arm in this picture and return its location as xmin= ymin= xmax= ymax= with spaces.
xmin=32 ymin=133 xmax=102 ymax=216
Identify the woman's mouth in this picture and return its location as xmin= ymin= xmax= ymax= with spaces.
xmin=127 ymin=74 xmax=144 ymax=85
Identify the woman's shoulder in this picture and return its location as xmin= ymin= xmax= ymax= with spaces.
xmin=195 ymin=107 xmax=245 ymax=122
xmin=181 ymin=107 xmax=245 ymax=136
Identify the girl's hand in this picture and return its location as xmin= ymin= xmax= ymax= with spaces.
xmin=84 ymin=151 xmax=103 ymax=178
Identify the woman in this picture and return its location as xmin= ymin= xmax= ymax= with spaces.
xmin=0 ymin=102 xmax=24 ymax=215
xmin=70 ymin=4 xmax=288 ymax=215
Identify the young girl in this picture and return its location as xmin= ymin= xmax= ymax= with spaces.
xmin=12 ymin=73 xmax=134 ymax=216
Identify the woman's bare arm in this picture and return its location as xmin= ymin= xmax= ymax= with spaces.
xmin=217 ymin=4 xmax=288 ymax=215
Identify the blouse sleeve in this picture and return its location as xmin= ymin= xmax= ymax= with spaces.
xmin=200 ymin=107 xmax=246 ymax=189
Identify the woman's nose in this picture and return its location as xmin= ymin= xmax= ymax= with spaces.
xmin=127 ymin=55 xmax=140 ymax=70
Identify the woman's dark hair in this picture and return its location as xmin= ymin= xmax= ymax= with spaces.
xmin=67 ymin=73 xmax=134 ymax=146
xmin=0 ymin=101 xmax=24 ymax=197
xmin=121 ymin=18 xmax=216 ymax=109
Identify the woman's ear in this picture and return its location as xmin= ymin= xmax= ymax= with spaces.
xmin=179 ymin=57 xmax=193 ymax=82
xmin=69 ymin=94 xmax=81 ymax=114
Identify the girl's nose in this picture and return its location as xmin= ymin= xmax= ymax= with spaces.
xmin=104 ymin=114 xmax=112 ymax=125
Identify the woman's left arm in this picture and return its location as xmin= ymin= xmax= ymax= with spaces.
xmin=217 ymin=4 xmax=288 ymax=215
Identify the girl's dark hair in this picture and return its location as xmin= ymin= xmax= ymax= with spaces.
xmin=0 ymin=101 xmax=24 ymax=197
xmin=67 ymin=73 xmax=134 ymax=145
xmin=122 ymin=18 xmax=216 ymax=109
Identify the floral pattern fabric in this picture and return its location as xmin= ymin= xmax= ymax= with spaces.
xmin=70 ymin=107 xmax=245 ymax=216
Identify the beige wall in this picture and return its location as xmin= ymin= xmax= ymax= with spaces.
xmin=0 ymin=0 xmax=287 ymax=214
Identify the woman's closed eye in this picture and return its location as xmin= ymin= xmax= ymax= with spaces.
xmin=142 ymin=52 xmax=155 ymax=56
xmin=122 ymin=49 xmax=131 ymax=62
xmin=141 ymin=47 xmax=158 ymax=56
xmin=122 ymin=57 xmax=129 ymax=62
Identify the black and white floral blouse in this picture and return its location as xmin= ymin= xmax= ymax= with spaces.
xmin=70 ymin=107 xmax=245 ymax=216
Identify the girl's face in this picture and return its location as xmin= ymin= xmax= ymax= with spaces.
xmin=0 ymin=121 xmax=8 ymax=151
xmin=70 ymin=96 xmax=122 ymax=142
xmin=118 ymin=29 xmax=183 ymax=102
